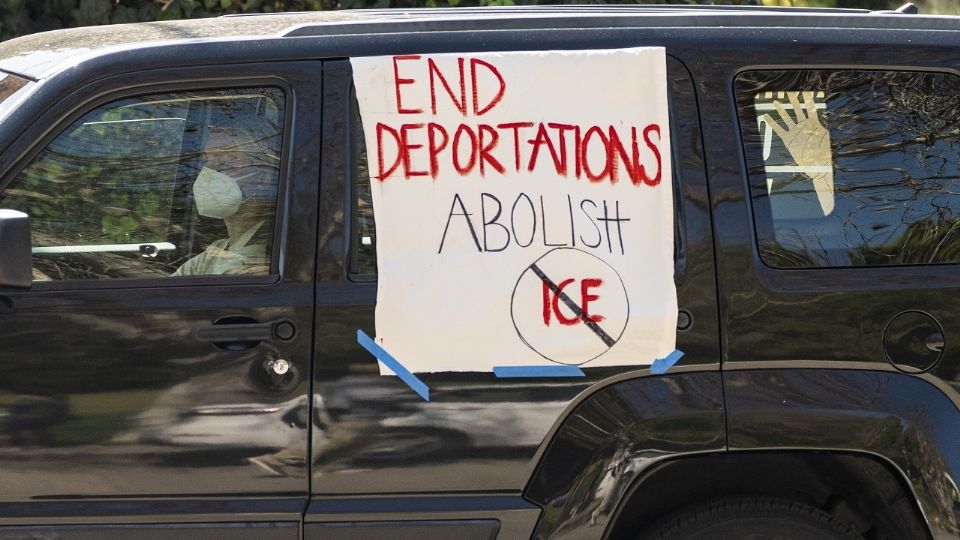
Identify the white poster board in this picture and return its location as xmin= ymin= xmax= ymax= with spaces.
xmin=351 ymin=48 xmax=676 ymax=373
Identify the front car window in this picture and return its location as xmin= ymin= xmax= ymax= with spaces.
xmin=0 ymin=87 xmax=285 ymax=281
xmin=737 ymin=70 xmax=960 ymax=269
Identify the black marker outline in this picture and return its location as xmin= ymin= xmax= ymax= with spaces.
xmin=510 ymin=247 xmax=630 ymax=366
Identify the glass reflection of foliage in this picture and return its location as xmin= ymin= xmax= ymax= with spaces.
xmin=738 ymin=70 xmax=960 ymax=268
xmin=18 ymin=105 xmax=183 ymax=240
xmin=0 ymin=87 xmax=284 ymax=281
xmin=0 ymin=72 xmax=28 ymax=103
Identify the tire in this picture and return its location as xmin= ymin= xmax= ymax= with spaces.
xmin=638 ymin=497 xmax=865 ymax=540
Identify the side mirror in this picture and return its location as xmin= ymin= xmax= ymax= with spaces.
xmin=0 ymin=209 xmax=32 ymax=289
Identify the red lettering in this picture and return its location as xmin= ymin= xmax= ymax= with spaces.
xmin=542 ymin=277 xmax=605 ymax=326
xmin=470 ymin=58 xmax=506 ymax=116
xmin=452 ymin=124 xmax=478 ymax=175
xmin=526 ymin=123 xmax=565 ymax=175
xmin=574 ymin=125 xmax=583 ymax=179
xmin=630 ymin=127 xmax=642 ymax=186
xmin=607 ymin=127 xmax=635 ymax=184
xmin=399 ymin=123 xmax=427 ymax=178
xmin=542 ymin=280 xmax=552 ymax=326
xmin=641 ymin=124 xmax=662 ymax=186
xmin=580 ymin=278 xmax=604 ymax=323
xmin=376 ymin=119 xmax=658 ymax=184
xmin=392 ymin=55 xmax=423 ymax=114
xmin=427 ymin=123 xmax=449 ymax=178
xmin=497 ymin=122 xmax=534 ymax=171
xmin=375 ymin=122 xmax=402 ymax=180
xmin=548 ymin=123 xmax=575 ymax=176
xmin=552 ymin=278 xmax=579 ymax=326
xmin=478 ymin=124 xmax=505 ymax=176
xmin=428 ymin=58 xmax=467 ymax=116
xmin=581 ymin=126 xmax=611 ymax=182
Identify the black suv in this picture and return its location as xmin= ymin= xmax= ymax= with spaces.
xmin=0 ymin=4 xmax=956 ymax=540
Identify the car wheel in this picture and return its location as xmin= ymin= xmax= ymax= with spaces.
xmin=638 ymin=497 xmax=864 ymax=540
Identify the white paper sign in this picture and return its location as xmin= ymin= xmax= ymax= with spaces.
xmin=351 ymin=48 xmax=677 ymax=373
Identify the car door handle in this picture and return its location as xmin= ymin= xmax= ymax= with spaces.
xmin=193 ymin=322 xmax=273 ymax=343
xmin=192 ymin=317 xmax=296 ymax=350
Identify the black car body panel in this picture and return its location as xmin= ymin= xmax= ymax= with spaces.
xmin=525 ymin=371 xmax=725 ymax=540
xmin=725 ymin=368 xmax=960 ymax=539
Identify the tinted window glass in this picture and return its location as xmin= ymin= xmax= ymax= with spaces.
xmin=349 ymin=87 xmax=377 ymax=276
xmin=0 ymin=87 xmax=284 ymax=281
xmin=737 ymin=70 xmax=960 ymax=268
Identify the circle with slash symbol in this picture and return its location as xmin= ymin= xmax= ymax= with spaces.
xmin=510 ymin=247 xmax=629 ymax=365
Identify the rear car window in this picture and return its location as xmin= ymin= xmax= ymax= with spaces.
xmin=736 ymin=70 xmax=960 ymax=269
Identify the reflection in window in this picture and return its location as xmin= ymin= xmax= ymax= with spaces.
xmin=0 ymin=71 xmax=30 ymax=119
xmin=350 ymin=86 xmax=377 ymax=276
xmin=738 ymin=70 xmax=960 ymax=268
xmin=0 ymin=87 xmax=285 ymax=281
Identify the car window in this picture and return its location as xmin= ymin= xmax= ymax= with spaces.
xmin=737 ymin=70 xmax=960 ymax=269
xmin=0 ymin=87 xmax=285 ymax=281
xmin=349 ymin=90 xmax=377 ymax=277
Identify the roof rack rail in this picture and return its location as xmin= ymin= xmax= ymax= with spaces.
xmin=873 ymin=2 xmax=919 ymax=15
xmin=334 ymin=5 xmax=870 ymax=15
xmin=220 ymin=11 xmax=313 ymax=18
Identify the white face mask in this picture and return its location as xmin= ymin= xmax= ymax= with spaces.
xmin=193 ymin=166 xmax=243 ymax=219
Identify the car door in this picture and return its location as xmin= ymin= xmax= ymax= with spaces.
xmin=698 ymin=35 xmax=960 ymax=538
xmin=0 ymin=62 xmax=320 ymax=539
xmin=306 ymin=50 xmax=720 ymax=539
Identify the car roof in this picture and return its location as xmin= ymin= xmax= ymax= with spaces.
xmin=0 ymin=5 xmax=952 ymax=81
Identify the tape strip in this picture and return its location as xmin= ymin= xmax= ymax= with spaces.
xmin=357 ymin=329 xmax=430 ymax=401
xmin=649 ymin=349 xmax=684 ymax=375
xmin=493 ymin=365 xmax=586 ymax=378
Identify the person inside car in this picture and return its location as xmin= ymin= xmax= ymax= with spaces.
xmin=173 ymin=122 xmax=278 ymax=277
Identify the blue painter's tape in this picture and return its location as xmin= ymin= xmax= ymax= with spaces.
xmin=649 ymin=349 xmax=684 ymax=375
xmin=357 ymin=330 xmax=430 ymax=401
xmin=493 ymin=365 xmax=586 ymax=378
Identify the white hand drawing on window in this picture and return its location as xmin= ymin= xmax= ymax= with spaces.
xmin=761 ymin=91 xmax=835 ymax=215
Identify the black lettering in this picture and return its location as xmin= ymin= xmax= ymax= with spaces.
xmin=596 ymin=199 xmax=631 ymax=255
xmin=613 ymin=200 xmax=628 ymax=255
xmin=579 ymin=199 xmax=602 ymax=248
xmin=510 ymin=193 xmax=537 ymax=248
xmin=438 ymin=193 xmax=482 ymax=253
xmin=481 ymin=192 xmax=510 ymax=252
xmin=540 ymin=195 xmax=566 ymax=247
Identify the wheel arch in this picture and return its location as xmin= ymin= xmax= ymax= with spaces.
xmin=524 ymin=367 xmax=960 ymax=540
xmin=523 ymin=370 xmax=726 ymax=540
xmin=725 ymin=368 xmax=960 ymax=538
xmin=604 ymin=450 xmax=929 ymax=540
